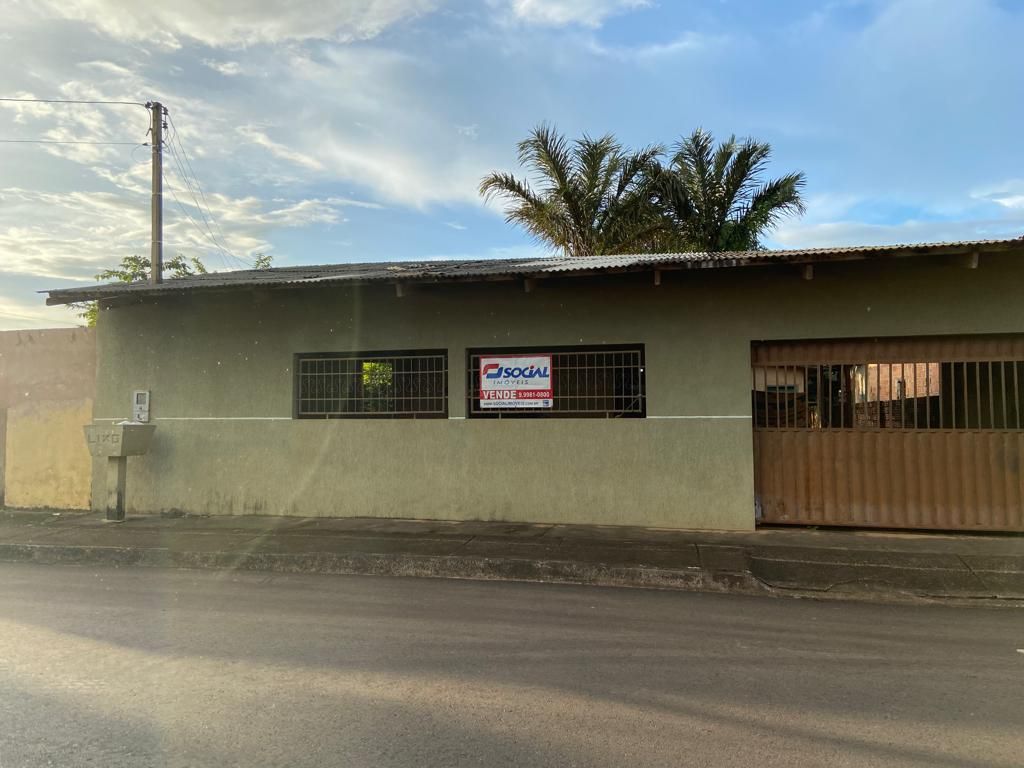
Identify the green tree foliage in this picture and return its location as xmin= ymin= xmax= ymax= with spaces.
xmin=73 ymin=252 xmax=275 ymax=326
xmin=652 ymin=128 xmax=806 ymax=252
xmin=74 ymin=254 xmax=208 ymax=326
xmin=361 ymin=361 xmax=394 ymax=412
xmin=481 ymin=125 xmax=805 ymax=255
xmin=479 ymin=124 xmax=664 ymax=257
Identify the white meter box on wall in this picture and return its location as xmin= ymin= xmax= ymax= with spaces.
xmin=132 ymin=390 xmax=150 ymax=423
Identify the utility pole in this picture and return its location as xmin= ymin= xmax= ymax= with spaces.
xmin=147 ymin=101 xmax=165 ymax=285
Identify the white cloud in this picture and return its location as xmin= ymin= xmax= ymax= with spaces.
xmin=497 ymin=0 xmax=649 ymax=28
xmin=202 ymin=59 xmax=243 ymax=76
xmin=0 ymin=291 xmax=82 ymax=330
xmin=31 ymin=0 xmax=439 ymax=48
xmin=772 ymin=216 xmax=1024 ymax=250
xmin=456 ymin=124 xmax=479 ymax=139
xmin=237 ymin=126 xmax=324 ymax=171
xmin=0 ymin=186 xmax=371 ymax=279
xmin=444 ymin=221 xmax=467 ymax=230
xmin=588 ymin=31 xmax=726 ymax=61
xmin=972 ymin=179 xmax=1024 ymax=211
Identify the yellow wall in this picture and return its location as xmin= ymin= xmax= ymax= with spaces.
xmin=1 ymin=328 xmax=95 ymax=509
xmin=4 ymin=398 xmax=94 ymax=509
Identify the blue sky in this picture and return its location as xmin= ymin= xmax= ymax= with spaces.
xmin=2 ymin=0 xmax=1023 ymax=329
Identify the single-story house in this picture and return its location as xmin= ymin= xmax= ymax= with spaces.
xmin=45 ymin=237 xmax=1024 ymax=532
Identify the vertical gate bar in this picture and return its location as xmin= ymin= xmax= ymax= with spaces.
xmin=913 ymin=363 xmax=919 ymax=428
xmin=793 ymin=364 xmax=798 ymax=428
xmin=795 ymin=364 xmax=801 ymax=428
xmin=880 ymin=364 xmax=888 ymax=430
xmin=815 ymin=365 xmax=822 ymax=429
xmin=962 ymin=361 xmax=969 ymax=429
xmin=876 ymin=364 xmax=884 ymax=430
xmin=949 ymin=362 xmax=956 ymax=429
xmin=939 ymin=363 xmax=945 ymax=429
xmin=805 ymin=366 xmax=811 ymax=428
xmin=775 ymin=366 xmax=781 ymax=429
xmin=839 ymin=364 xmax=845 ymax=429
xmin=785 ymin=364 xmax=791 ymax=428
xmin=927 ymin=363 xmax=933 ymax=429
xmin=900 ymin=362 xmax=906 ymax=428
xmin=762 ymin=367 xmax=769 ymax=429
xmin=826 ymin=363 xmax=833 ymax=429
xmin=1015 ymin=362 xmax=1021 ymax=430
xmin=975 ymin=361 xmax=983 ymax=430
xmin=988 ymin=361 xmax=996 ymax=429
xmin=883 ymin=362 xmax=889 ymax=429
xmin=783 ymin=365 xmax=790 ymax=428
xmin=1001 ymin=361 xmax=1008 ymax=430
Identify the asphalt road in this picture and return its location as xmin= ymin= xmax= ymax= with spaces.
xmin=0 ymin=565 xmax=1021 ymax=768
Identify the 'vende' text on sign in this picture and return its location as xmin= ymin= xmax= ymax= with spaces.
xmin=479 ymin=355 xmax=553 ymax=408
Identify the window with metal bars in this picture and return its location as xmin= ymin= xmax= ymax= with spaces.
xmin=467 ymin=345 xmax=645 ymax=418
xmin=294 ymin=350 xmax=447 ymax=418
xmin=753 ymin=361 xmax=1024 ymax=430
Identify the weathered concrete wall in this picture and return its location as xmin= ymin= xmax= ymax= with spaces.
xmin=5 ymin=399 xmax=93 ymax=508
xmin=91 ymin=253 xmax=1024 ymax=529
xmin=0 ymin=328 xmax=95 ymax=509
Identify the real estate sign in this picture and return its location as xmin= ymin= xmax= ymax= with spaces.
xmin=479 ymin=354 xmax=553 ymax=409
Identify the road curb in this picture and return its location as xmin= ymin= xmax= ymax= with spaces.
xmin=0 ymin=542 xmax=771 ymax=594
xmin=2 ymin=541 xmax=1022 ymax=604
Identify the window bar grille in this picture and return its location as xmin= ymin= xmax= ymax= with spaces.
xmin=754 ymin=358 xmax=1024 ymax=432
xmin=295 ymin=351 xmax=447 ymax=418
xmin=467 ymin=346 xmax=645 ymax=418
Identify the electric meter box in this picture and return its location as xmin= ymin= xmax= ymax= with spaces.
xmin=132 ymin=390 xmax=151 ymax=423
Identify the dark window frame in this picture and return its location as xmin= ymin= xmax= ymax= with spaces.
xmin=466 ymin=344 xmax=646 ymax=419
xmin=293 ymin=349 xmax=448 ymax=419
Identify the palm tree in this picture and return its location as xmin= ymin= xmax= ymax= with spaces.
xmin=479 ymin=124 xmax=664 ymax=257
xmin=653 ymin=128 xmax=805 ymax=252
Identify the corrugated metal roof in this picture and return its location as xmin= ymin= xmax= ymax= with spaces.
xmin=43 ymin=236 xmax=1024 ymax=306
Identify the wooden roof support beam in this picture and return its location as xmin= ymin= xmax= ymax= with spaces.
xmin=523 ymin=278 xmax=536 ymax=293
xmin=653 ymin=269 xmax=662 ymax=286
xmin=394 ymin=283 xmax=406 ymax=298
xmin=801 ymin=264 xmax=814 ymax=281
xmin=962 ymin=251 xmax=980 ymax=269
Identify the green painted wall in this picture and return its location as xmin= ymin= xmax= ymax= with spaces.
xmin=91 ymin=253 xmax=1024 ymax=529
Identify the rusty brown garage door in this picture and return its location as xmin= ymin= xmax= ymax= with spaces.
xmin=752 ymin=335 xmax=1024 ymax=532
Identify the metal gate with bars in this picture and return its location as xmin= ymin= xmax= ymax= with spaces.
xmin=752 ymin=336 xmax=1024 ymax=532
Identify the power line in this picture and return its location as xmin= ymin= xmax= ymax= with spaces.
xmin=161 ymin=164 xmax=236 ymax=271
xmin=0 ymin=309 xmax=82 ymax=326
xmin=164 ymin=142 xmax=238 ymax=269
xmin=0 ymin=138 xmax=139 ymax=145
xmin=0 ymin=97 xmax=146 ymax=107
xmin=165 ymin=112 xmax=250 ymax=267
xmin=162 ymin=116 xmax=251 ymax=269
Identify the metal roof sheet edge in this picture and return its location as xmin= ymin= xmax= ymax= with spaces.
xmin=41 ymin=235 xmax=1024 ymax=306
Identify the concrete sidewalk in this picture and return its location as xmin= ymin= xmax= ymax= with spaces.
xmin=0 ymin=508 xmax=1021 ymax=602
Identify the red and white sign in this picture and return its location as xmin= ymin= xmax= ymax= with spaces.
xmin=479 ymin=355 xmax=553 ymax=409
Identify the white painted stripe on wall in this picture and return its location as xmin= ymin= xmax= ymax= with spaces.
xmin=97 ymin=414 xmax=750 ymax=422
xmin=94 ymin=416 xmax=292 ymax=422
xmin=648 ymin=415 xmax=751 ymax=420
